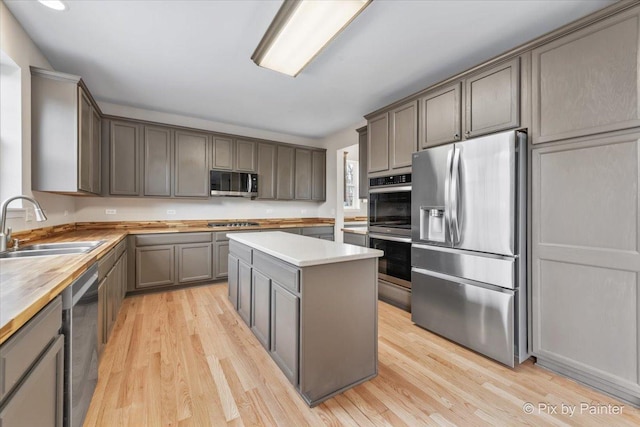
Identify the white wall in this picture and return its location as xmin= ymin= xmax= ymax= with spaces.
xmin=0 ymin=1 xmax=77 ymax=232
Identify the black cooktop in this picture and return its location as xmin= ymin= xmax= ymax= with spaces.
xmin=207 ymin=222 xmax=260 ymax=228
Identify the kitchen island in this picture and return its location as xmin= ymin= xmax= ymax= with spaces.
xmin=227 ymin=231 xmax=383 ymax=406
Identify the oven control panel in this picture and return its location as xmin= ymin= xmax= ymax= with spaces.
xmin=370 ymin=173 xmax=411 ymax=187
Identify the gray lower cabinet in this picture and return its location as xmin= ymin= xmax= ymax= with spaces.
xmin=271 ymin=281 xmax=299 ymax=385
xmin=136 ymin=245 xmax=176 ymax=289
xmin=177 ymin=243 xmax=213 ymax=283
xmin=531 ymin=130 xmax=640 ymax=406
xmin=214 ymin=241 xmax=230 ymax=279
xmin=110 ymin=120 xmax=141 ymax=196
xmin=257 ymin=143 xmax=277 ymax=199
xmin=532 ymin=6 xmax=640 ymax=144
xmin=419 ymin=82 xmax=461 ymax=148
xmin=0 ymin=297 xmax=64 ymax=427
xmin=98 ymin=241 xmax=128 ymax=347
xmin=228 ymin=254 xmax=239 ymax=309
xmin=237 ymin=260 xmax=252 ymax=325
xmin=251 ymin=270 xmax=271 ymax=349
xmin=277 ymin=145 xmax=295 ymax=200
xmin=143 ymin=126 xmax=173 ymax=197
xmin=175 ymin=130 xmax=210 ymax=197
xmin=343 ymin=232 xmax=367 ymax=247
xmin=133 ymin=233 xmax=213 ymax=290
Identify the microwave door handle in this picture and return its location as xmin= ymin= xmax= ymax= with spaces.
xmin=444 ymin=147 xmax=454 ymax=244
xmin=451 ymin=147 xmax=461 ymax=244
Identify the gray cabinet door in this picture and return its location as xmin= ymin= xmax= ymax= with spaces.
xmin=311 ymin=150 xmax=326 ymax=201
xmin=78 ymin=87 xmax=92 ymax=193
xmin=251 ymin=270 xmax=271 ymax=349
xmin=228 ymin=254 xmax=239 ymax=309
xmin=367 ymin=113 xmax=389 ymax=173
xmin=98 ymin=278 xmax=106 ymax=355
xmin=276 ymin=145 xmax=295 ymax=200
xmin=294 ymin=148 xmax=312 ymax=200
xmin=177 ymin=243 xmax=213 ymax=283
xmin=110 ymin=121 xmax=140 ymax=195
xmin=532 ymin=7 xmax=640 ymax=144
xmin=237 ymin=260 xmax=252 ymax=325
xmin=257 ymin=143 xmax=276 ymax=199
xmin=0 ymin=335 xmax=64 ymax=427
xmin=135 ymin=245 xmax=175 ymax=288
xmin=271 ymin=282 xmax=299 ymax=386
xmin=390 ymin=100 xmax=418 ymax=169
xmin=343 ymin=233 xmax=367 ymax=247
xmin=465 ymin=57 xmax=520 ymax=139
xmin=214 ymin=241 xmax=229 ymax=279
xmin=532 ymin=131 xmax=640 ymax=400
xmin=357 ymin=126 xmax=368 ymax=199
xmin=143 ymin=126 xmax=172 ymax=197
xmin=236 ymin=139 xmax=256 ymax=172
xmin=91 ymin=108 xmax=102 ymax=194
xmin=420 ymin=82 xmax=461 ymax=148
xmin=211 ymin=136 xmax=233 ymax=170
xmin=174 ymin=130 xmax=209 ymax=197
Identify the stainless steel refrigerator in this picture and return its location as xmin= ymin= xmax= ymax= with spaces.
xmin=411 ymin=130 xmax=528 ymax=367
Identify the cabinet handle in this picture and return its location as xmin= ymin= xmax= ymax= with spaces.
xmin=465 ymin=131 xmax=470 ymax=137
xmin=454 ymin=133 xmax=459 ymax=140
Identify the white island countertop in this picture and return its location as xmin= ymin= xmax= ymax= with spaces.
xmin=228 ymin=231 xmax=383 ymax=267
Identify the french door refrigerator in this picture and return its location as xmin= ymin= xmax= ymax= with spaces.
xmin=411 ymin=130 xmax=528 ymax=367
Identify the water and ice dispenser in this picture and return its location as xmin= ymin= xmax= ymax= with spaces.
xmin=420 ymin=206 xmax=445 ymax=242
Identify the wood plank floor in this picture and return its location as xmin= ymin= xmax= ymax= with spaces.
xmin=85 ymin=283 xmax=640 ymax=426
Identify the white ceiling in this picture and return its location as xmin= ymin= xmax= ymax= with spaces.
xmin=5 ymin=0 xmax=614 ymax=138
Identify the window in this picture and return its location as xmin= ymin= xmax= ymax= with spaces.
xmin=344 ymin=159 xmax=360 ymax=210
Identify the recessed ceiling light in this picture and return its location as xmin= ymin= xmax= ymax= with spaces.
xmin=252 ymin=0 xmax=371 ymax=77
xmin=38 ymin=0 xmax=67 ymax=11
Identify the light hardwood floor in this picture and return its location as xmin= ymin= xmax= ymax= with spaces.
xmin=85 ymin=283 xmax=640 ymax=426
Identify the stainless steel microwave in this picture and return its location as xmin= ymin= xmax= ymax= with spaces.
xmin=210 ymin=170 xmax=258 ymax=198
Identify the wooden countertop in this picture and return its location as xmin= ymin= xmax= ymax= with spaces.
xmin=341 ymin=227 xmax=368 ymax=235
xmin=0 ymin=220 xmax=334 ymax=345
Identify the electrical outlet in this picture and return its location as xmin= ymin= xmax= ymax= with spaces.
xmin=105 ymin=209 xmax=117 ymax=215
xmin=167 ymin=210 xmax=176 ymax=215
xmin=266 ymin=209 xmax=274 ymax=214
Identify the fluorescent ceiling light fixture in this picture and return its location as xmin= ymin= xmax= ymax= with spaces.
xmin=252 ymin=0 xmax=371 ymax=77
xmin=38 ymin=0 xmax=67 ymax=11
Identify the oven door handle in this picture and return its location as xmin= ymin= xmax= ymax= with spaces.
xmin=368 ymin=185 xmax=412 ymax=194
xmin=369 ymin=233 xmax=412 ymax=243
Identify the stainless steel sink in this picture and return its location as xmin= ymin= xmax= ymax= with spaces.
xmin=0 ymin=240 xmax=105 ymax=259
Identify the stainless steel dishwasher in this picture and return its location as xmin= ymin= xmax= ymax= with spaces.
xmin=61 ymin=264 xmax=99 ymax=427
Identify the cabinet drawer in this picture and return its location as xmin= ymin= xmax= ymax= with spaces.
xmin=98 ymin=249 xmax=116 ymax=280
xmin=135 ymin=232 xmax=212 ymax=246
xmin=229 ymin=240 xmax=252 ymax=264
xmin=114 ymin=239 xmax=127 ymax=259
xmin=302 ymin=226 xmax=333 ymax=236
xmin=253 ymin=251 xmax=299 ymax=294
xmin=0 ymin=297 xmax=62 ymax=402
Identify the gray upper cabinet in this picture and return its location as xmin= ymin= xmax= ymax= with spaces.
xmin=211 ymin=136 xmax=233 ymax=170
xmin=143 ymin=126 xmax=173 ymax=197
xmin=236 ymin=139 xmax=257 ymax=172
xmin=356 ymin=126 xmax=368 ymax=199
xmin=367 ymin=113 xmax=389 ymax=174
xmin=110 ymin=121 xmax=141 ymax=196
xmin=257 ymin=142 xmax=277 ymax=199
xmin=174 ymin=130 xmax=209 ymax=197
xmin=419 ymin=83 xmax=461 ymax=148
xmin=465 ymin=57 xmax=520 ymax=139
xmin=294 ymin=148 xmax=312 ymax=200
xmin=31 ymin=68 xmax=101 ymax=195
xmin=311 ymin=150 xmax=326 ymax=201
xmin=532 ymin=7 xmax=640 ymax=144
xmin=277 ymin=145 xmax=295 ymax=200
xmin=390 ymin=100 xmax=418 ymax=170
xmin=211 ymin=137 xmax=257 ymax=172
xmin=367 ymin=100 xmax=417 ymax=176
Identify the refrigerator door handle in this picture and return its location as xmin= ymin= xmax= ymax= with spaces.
xmin=444 ymin=147 xmax=454 ymax=244
xmin=451 ymin=147 xmax=461 ymax=244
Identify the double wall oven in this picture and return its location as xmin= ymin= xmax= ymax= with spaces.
xmin=368 ymin=174 xmax=412 ymax=310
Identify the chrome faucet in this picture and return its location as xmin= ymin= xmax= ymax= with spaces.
xmin=0 ymin=195 xmax=48 ymax=252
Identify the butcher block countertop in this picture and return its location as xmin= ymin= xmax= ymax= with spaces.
xmin=0 ymin=219 xmax=334 ymax=345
